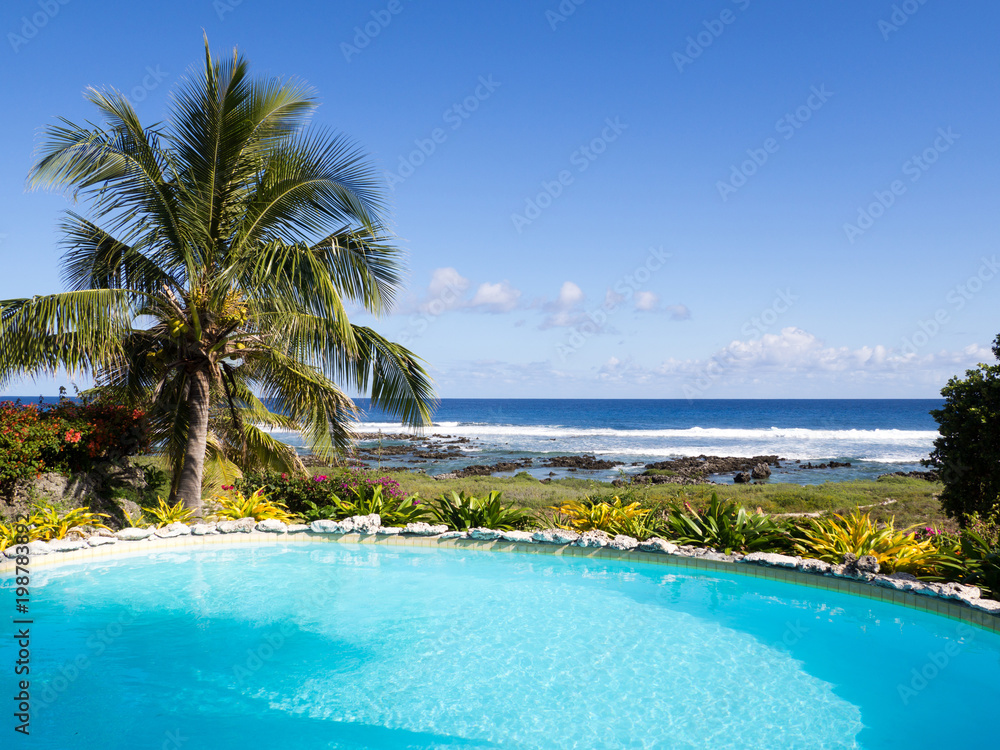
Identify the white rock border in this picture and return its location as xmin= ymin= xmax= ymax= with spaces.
xmin=3 ymin=518 xmax=998 ymax=623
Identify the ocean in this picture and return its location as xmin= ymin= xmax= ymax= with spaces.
xmin=279 ymin=398 xmax=943 ymax=485
xmin=9 ymin=396 xmax=942 ymax=484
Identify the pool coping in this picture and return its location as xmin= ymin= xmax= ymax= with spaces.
xmin=4 ymin=528 xmax=999 ymax=634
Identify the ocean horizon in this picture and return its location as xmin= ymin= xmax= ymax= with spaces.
xmin=318 ymin=398 xmax=942 ymax=484
xmin=7 ymin=396 xmax=943 ymax=484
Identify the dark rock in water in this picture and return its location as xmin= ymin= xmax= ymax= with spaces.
xmin=453 ymin=458 xmax=533 ymax=478
xmin=798 ymin=461 xmax=852 ymax=470
xmin=734 ymin=471 xmax=753 ymax=484
xmin=643 ymin=455 xmax=780 ymax=482
xmin=878 ymin=470 xmax=940 ymax=482
xmin=750 ymin=462 xmax=771 ymax=480
xmin=544 ymin=455 xmax=621 ymax=470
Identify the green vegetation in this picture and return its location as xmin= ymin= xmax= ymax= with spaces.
xmin=658 ymin=494 xmax=785 ymax=553
xmin=928 ymin=334 xmax=1000 ymax=523
xmin=789 ymin=510 xmax=954 ymax=577
xmin=0 ymin=398 xmax=147 ymax=489
xmin=551 ymin=497 xmax=654 ymax=538
xmin=209 ymin=488 xmax=296 ymax=523
xmin=146 ymin=497 xmax=197 ymax=527
xmin=0 ymin=41 xmax=433 ymax=513
xmin=381 ymin=470 xmax=951 ymax=530
xmin=300 ymin=484 xmax=428 ymax=526
xmin=427 ymin=491 xmax=538 ymax=531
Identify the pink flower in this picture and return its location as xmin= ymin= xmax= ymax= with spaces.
xmin=221 ymin=485 xmax=234 ymax=491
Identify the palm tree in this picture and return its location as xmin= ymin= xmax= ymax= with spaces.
xmin=0 ymin=41 xmax=434 ymax=513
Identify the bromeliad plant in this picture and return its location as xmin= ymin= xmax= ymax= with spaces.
xmin=428 ymin=491 xmax=538 ymax=531
xmin=328 ymin=484 xmax=426 ymax=526
xmin=660 ymin=493 xmax=786 ymax=554
xmin=790 ymin=510 xmax=954 ymax=576
xmin=551 ymin=497 xmax=655 ymax=539
xmin=147 ymin=497 xmax=197 ymax=527
xmin=28 ymin=503 xmax=111 ymax=541
xmin=209 ymin=487 xmax=296 ymax=522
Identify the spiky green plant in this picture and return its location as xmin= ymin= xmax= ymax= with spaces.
xmin=660 ymin=493 xmax=786 ymax=554
xmin=551 ymin=497 xmax=654 ymax=539
xmin=325 ymin=484 xmax=429 ymax=526
xmin=0 ymin=39 xmax=434 ymax=513
xmin=209 ymin=488 xmax=295 ymax=522
xmin=28 ymin=503 xmax=111 ymax=540
xmin=791 ymin=510 xmax=954 ymax=576
xmin=428 ymin=491 xmax=538 ymax=531
xmin=147 ymin=497 xmax=196 ymax=527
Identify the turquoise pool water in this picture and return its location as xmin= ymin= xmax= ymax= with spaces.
xmin=4 ymin=544 xmax=998 ymax=749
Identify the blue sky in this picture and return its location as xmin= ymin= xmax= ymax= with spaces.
xmin=1 ymin=0 xmax=997 ymax=398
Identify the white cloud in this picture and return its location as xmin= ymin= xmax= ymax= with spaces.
xmin=427 ymin=267 xmax=469 ymax=299
xmin=634 ymin=291 xmax=658 ymax=311
xmin=651 ymin=327 xmax=993 ymax=386
xmin=556 ymin=281 xmax=584 ymax=308
xmin=469 ymin=280 xmax=522 ymax=313
xmin=539 ymin=280 xmax=588 ymax=329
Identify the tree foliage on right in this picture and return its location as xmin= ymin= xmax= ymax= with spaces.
xmin=928 ymin=334 xmax=1000 ymax=523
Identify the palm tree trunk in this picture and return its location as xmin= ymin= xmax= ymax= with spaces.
xmin=176 ymin=368 xmax=211 ymax=515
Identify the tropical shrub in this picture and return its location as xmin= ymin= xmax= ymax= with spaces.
xmin=333 ymin=484 xmax=427 ymax=525
xmin=0 ymin=399 xmax=148 ymax=489
xmin=28 ymin=503 xmax=111 ymax=540
xmin=791 ymin=510 xmax=953 ymax=576
xmin=0 ymin=402 xmax=62 ymax=486
xmin=428 ymin=491 xmax=538 ymax=531
xmin=659 ymin=494 xmax=786 ymax=553
xmin=927 ymin=334 xmax=1000 ymax=522
xmin=121 ymin=507 xmax=148 ymax=528
xmin=235 ymin=469 xmax=408 ymax=517
xmin=147 ymin=497 xmax=197 ymax=527
xmin=0 ymin=520 xmax=20 ymax=550
xmin=209 ymin=488 xmax=296 ymax=523
xmin=236 ymin=471 xmax=334 ymax=514
xmin=552 ymin=497 xmax=654 ymax=539
xmin=958 ymin=530 xmax=1000 ymax=599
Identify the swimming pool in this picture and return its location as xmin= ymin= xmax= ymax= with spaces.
xmin=5 ymin=543 xmax=998 ymax=749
